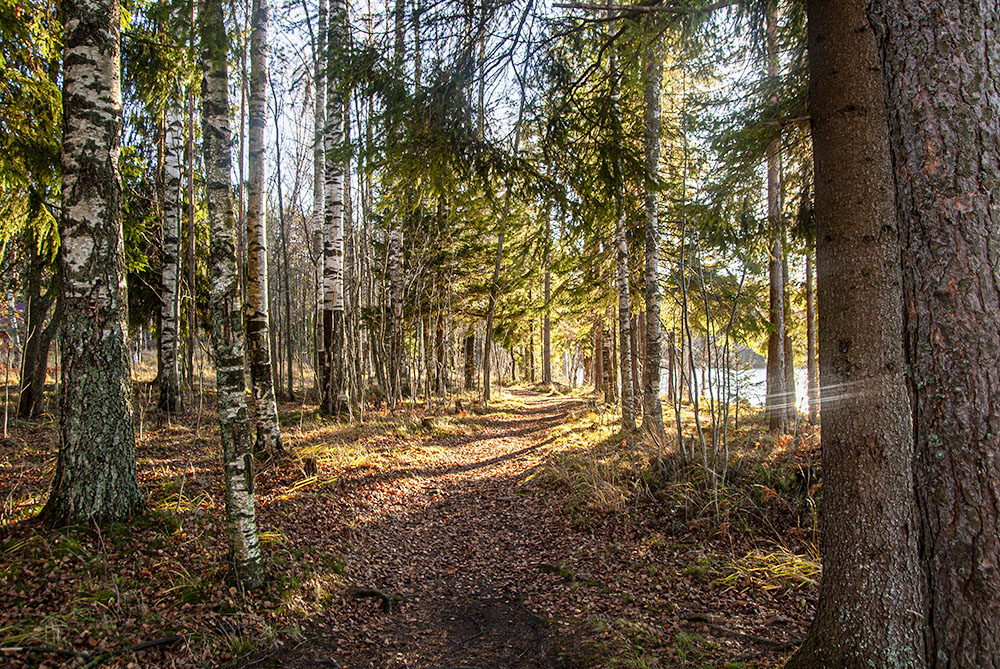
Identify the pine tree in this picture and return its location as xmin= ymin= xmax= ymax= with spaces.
xmin=871 ymin=0 xmax=1000 ymax=663
xmin=787 ymin=0 xmax=924 ymax=663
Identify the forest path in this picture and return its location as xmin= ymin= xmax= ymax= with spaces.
xmin=255 ymin=389 xmax=588 ymax=668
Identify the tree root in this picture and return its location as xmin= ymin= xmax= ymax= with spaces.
xmin=350 ymin=587 xmax=406 ymax=614
xmin=1 ymin=635 xmax=184 ymax=668
xmin=680 ymin=612 xmax=800 ymax=650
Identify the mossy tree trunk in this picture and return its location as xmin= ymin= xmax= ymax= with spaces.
xmin=42 ymin=0 xmax=142 ymax=526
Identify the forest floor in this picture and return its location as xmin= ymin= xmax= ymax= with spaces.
xmin=0 ymin=386 xmax=819 ymax=668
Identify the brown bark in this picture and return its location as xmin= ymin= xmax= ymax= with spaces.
xmin=787 ymin=1 xmax=924 ymax=665
xmin=871 ymin=1 xmax=1000 ymax=664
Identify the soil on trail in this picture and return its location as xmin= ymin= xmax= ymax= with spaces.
xmin=246 ymin=390 xmax=809 ymax=668
xmin=258 ymin=391 xmax=582 ymax=668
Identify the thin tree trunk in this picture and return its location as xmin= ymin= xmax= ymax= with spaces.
xmin=464 ymin=329 xmax=475 ymax=391
xmin=159 ymin=107 xmax=184 ymax=412
xmin=198 ymin=0 xmax=265 ymax=589
xmin=245 ymin=0 xmax=282 ymax=455
xmin=387 ymin=0 xmax=406 ymax=408
xmin=641 ymin=12 xmax=664 ymax=436
xmin=786 ymin=1 xmax=924 ymax=664
xmin=17 ymin=234 xmax=58 ymax=419
xmin=764 ymin=0 xmax=786 ymax=432
xmin=871 ymin=1 xmax=1000 ymax=663
xmin=542 ymin=213 xmax=552 ymax=386
xmin=41 ymin=0 xmax=142 ymax=526
xmin=805 ymin=248 xmax=818 ymax=423
xmin=312 ymin=0 xmax=326 ymax=403
xmin=185 ymin=0 xmax=196 ymax=389
xmin=271 ymin=80 xmax=294 ymax=401
xmin=782 ymin=249 xmax=796 ymax=421
xmin=323 ymin=0 xmax=347 ymax=416
xmin=483 ymin=231 xmax=503 ymax=406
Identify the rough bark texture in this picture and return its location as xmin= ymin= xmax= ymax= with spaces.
xmin=323 ymin=0 xmax=347 ymax=416
xmin=870 ymin=2 xmax=1000 ymax=665
xmin=763 ymin=0 xmax=786 ymax=433
xmin=41 ymin=0 xmax=142 ymax=526
xmin=159 ymin=108 xmax=184 ymax=413
xmin=641 ymin=15 xmax=664 ymax=436
xmin=786 ymin=1 xmax=924 ymax=665
xmin=200 ymin=0 xmax=265 ymax=590
xmin=245 ymin=0 xmax=281 ymax=455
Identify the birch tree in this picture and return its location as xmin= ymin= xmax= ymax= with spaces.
xmin=41 ymin=0 xmax=143 ymax=525
xmin=641 ymin=14 xmax=664 ymax=436
xmin=322 ymin=0 xmax=347 ymax=416
xmin=159 ymin=106 xmax=184 ymax=413
xmin=245 ymin=0 xmax=282 ymax=454
xmin=312 ymin=0 xmax=326 ymax=400
xmin=199 ymin=0 xmax=264 ymax=589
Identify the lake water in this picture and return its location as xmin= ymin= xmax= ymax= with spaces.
xmin=661 ymin=367 xmax=810 ymax=411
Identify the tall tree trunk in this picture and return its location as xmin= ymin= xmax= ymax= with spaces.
xmin=17 ymin=234 xmax=59 ymax=419
xmin=641 ymin=12 xmax=664 ymax=436
xmin=185 ymin=0 xmax=197 ymax=389
xmin=871 ymin=1 xmax=1000 ymax=663
xmin=542 ymin=212 xmax=552 ymax=385
xmin=312 ymin=0 xmax=326 ymax=403
xmin=763 ymin=0 xmax=787 ymax=432
xmin=483 ymin=231 xmax=503 ymax=406
xmin=805 ymin=248 xmax=818 ymax=423
xmin=594 ymin=320 xmax=603 ymax=394
xmin=786 ymin=0 xmax=924 ymax=664
xmin=245 ymin=0 xmax=282 ymax=455
xmin=271 ymin=79 xmax=294 ymax=401
xmin=159 ymin=107 xmax=184 ymax=412
xmin=782 ymin=250 xmax=796 ymax=422
xmin=199 ymin=0 xmax=264 ymax=590
xmin=323 ymin=0 xmax=347 ymax=416
xmin=463 ymin=328 xmax=475 ymax=391
xmin=41 ymin=0 xmax=142 ymax=525
xmin=387 ymin=0 xmax=406 ymax=408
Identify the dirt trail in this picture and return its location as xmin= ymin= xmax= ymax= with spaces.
xmin=255 ymin=390 xmax=586 ymax=668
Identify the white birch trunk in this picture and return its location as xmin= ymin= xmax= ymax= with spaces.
xmin=42 ymin=0 xmax=142 ymax=525
xmin=246 ymin=0 xmax=282 ymax=455
xmin=199 ymin=0 xmax=264 ymax=590
xmin=159 ymin=107 xmax=184 ymax=413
